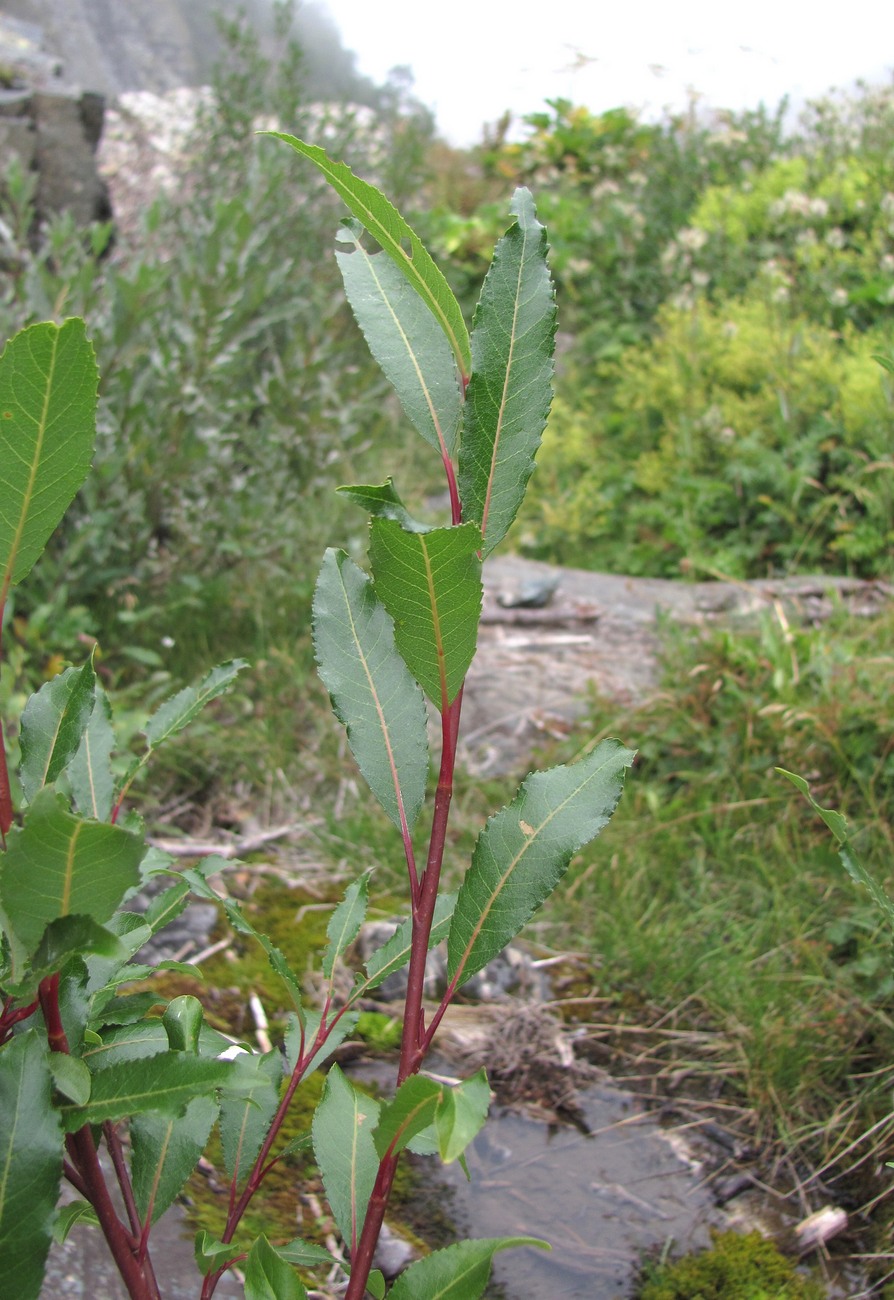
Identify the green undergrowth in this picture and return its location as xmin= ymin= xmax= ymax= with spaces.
xmin=635 ymin=1231 xmax=825 ymax=1300
xmin=145 ymin=876 xmax=450 ymax=1264
xmin=535 ymin=601 xmax=894 ymax=1175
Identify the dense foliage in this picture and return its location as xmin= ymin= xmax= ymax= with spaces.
xmin=423 ymin=90 xmax=894 ymax=579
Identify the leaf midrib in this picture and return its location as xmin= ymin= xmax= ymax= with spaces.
xmin=1 ymin=327 xmax=60 ymax=607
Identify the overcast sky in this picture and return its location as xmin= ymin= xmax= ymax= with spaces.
xmin=320 ymin=0 xmax=892 ymax=144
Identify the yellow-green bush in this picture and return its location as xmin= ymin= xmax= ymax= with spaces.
xmin=517 ymin=292 xmax=894 ymax=578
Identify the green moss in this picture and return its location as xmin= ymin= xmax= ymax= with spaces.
xmin=636 ymin=1231 xmax=825 ymax=1300
xmin=184 ymin=1068 xmax=326 ymax=1260
xmin=355 ymin=1010 xmax=404 ymax=1052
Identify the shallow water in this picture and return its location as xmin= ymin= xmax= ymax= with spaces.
xmin=434 ymin=1080 xmax=720 ymax=1297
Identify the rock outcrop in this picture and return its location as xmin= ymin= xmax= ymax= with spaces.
xmin=0 ymin=15 xmax=110 ymax=225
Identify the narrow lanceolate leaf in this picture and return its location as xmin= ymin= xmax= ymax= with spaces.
xmin=60 ymin=1051 xmax=238 ymax=1131
xmin=244 ymin=1235 xmax=308 ymax=1300
xmin=322 ymin=873 xmax=370 ymax=981
xmin=0 ymin=788 xmax=144 ymax=960
xmin=182 ymin=859 xmax=303 ymax=1008
xmin=131 ymin=1095 xmax=218 ymax=1224
xmin=778 ymin=769 xmax=894 ymax=928
xmin=312 ymin=1065 xmax=380 ymax=1254
xmin=18 ymin=658 xmax=96 ymax=801
xmin=143 ymin=877 xmax=192 ymax=937
xmin=0 ymin=1030 xmax=63 ymax=1300
xmin=268 ymin=135 xmax=471 ymax=379
xmin=337 ymin=479 xmax=430 ymax=533
xmin=313 ymin=548 xmax=428 ymax=832
xmin=448 ymin=739 xmax=635 ymax=986
xmin=369 ymin=520 xmax=482 ymax=709
xmin=218 ymin=1050 xmax=281 ymax=1186
xmin=142 ymin=660 xmax=249 ymax=750
xmin=0 ymin=319 xmax=98 ymax=602
xmin=387 ymin=1238 xmax=549 ymax=1300
xmin=360 ymin=892 xmax=456 ymax=995
xmin=336 ymin=221 xmax=463 ymax=458
xmin=68 ymin=683 xmax=115 ymax=821
xmin=458 ymin=188 xmax=556 ymax=557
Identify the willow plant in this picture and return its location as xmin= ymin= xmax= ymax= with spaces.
xmin=0 ymin=142 xmax=633 ymax=1300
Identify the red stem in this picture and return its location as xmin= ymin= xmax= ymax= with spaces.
xmin=344 ymin=690 xmax=464 ymax=1300
xmin=38 ymin=976 xmax=159 ymax=1300
xmin=200 ymin=1011 xmax=335 ymax=1299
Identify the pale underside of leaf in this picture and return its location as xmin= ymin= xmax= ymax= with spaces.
xmin=265 ymin=134 xmax=471 ymax=378
xmin=336 ymin=225 xmax=462 ymax=459
xmin=312 ymin=548 xmax=428 ymax=831
xmin=312 ymin=1065 xmax=380 ymax=1254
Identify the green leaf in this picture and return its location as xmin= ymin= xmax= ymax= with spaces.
xmin=282 ymin=1008 xmax=359 ymax=1079
xmin=53 ymin=1200 xmax=100 ymax=1244
xmin=312 ymin=1064 xmax=380 ymax=1253
xmin=337 ymin=479 xmax=430 ymax=533
xmin=60 ymin=1051 xmax=238 ymax=1131
xmin=458 ymin=189 xmax=556 ymax=557
xmin=336 ymin=221 xmax=462 ymax=458
xmin=244 ymin=1235 xmax=308 ymax=1300
xmin=271 ymin=1132 xmax=313 ymax=1162
xmin=0 ymin=318 xmax=98 ymax=600
xmin=373 ymin=1074 xmax=444 ymax=1160
xmin=143 ymin=877 xmax=192 ymax=936
xmin=275 ymin=1237 xmax=336 ymax=1268
xmin=436 ymin=1069 xmax=490 ymax=1164
xmin=448 ymin=739 xmax=634 ymax=985
xmin=0 ymin=788 xmax=144 ymax=968
xmin=312 ymin=548 xmax=429 ymax=832
xmin=28 ymin=915 xmax=126 ymax=985
xmin=387 ymin=1237 xmax=549 ymax=1299
xmin=218 ymin=1049 xmax=281 ymax=1185
xmin=142 ymin=660 xmax=249 ymax=750
xmin=82 ymin=1022 xmax=167 ymax=1066
xmin=47 ymin=1051 xmax=91 ymax=1104
xmin=18 ymin=658 xmax=96 ymax=801
xmin=68 ymin=683 xmax=115 ymax=821
xmin=778 ymin=768 xmax=894 ymax=929
xmin=0 ymin=1029 xmax=63 ymax=1300
xmin=194 ymin=1230 xmax=242 ymax=1276
xmin=162 ymin=994 xmax=205 ymax=1054
xmin=360 ymin=892 xmax=456 ymax=995
xmin=193 ymin=1232 xmax=239 ymax=1274
xmin=369 ymin=520 xmax=482 ymax=708
xmin=367 ymin=1270 xmax=386 ymax=1299
xmin=777 ymin=769 xmax=848 ymax=843
xmin=268 ymin=135 xmax=471 ymax=378
xmin=130 ymin=1094 xmax=218 ymax=1224
xmin=322 ymin=873 xmax=370 ymax=981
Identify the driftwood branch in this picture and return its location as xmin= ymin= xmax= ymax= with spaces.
xmin=147 ymin=823 xmax=298 ymax=859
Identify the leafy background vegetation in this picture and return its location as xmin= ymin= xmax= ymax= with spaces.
xmin=2 ymin=6 xmax=894 ymax=1289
